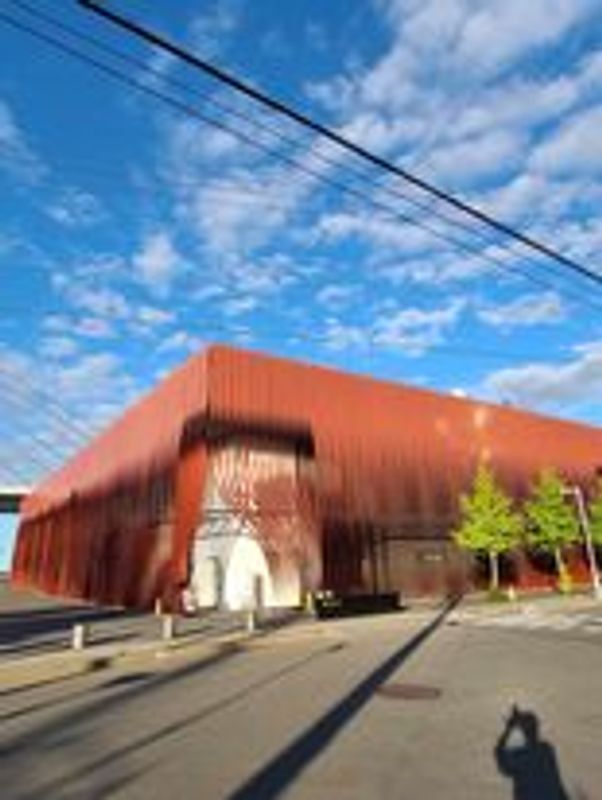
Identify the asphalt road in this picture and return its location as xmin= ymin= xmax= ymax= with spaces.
xmin=2 ymin=603 xmax=602 ymax=799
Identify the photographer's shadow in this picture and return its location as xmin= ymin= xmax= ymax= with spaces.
xmin=494 ymin=705 xmax=569 ymax=800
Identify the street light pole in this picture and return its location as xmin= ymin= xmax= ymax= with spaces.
xmin=566 ymin=485 xmax=602 ymax=601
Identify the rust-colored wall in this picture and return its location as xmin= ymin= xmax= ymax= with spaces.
xmin=206 ymin=345 xmax=602 ymax=595
xmin=12 ymin=352 xmax=210 ymax=609
xmin=12 ymin=344 xmax=602 ymax=608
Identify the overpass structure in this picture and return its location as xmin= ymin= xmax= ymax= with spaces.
xmin=0 ymin=486 xmax=30 ymax=514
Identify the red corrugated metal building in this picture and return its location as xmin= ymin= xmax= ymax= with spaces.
xmin=11 ymin=345 xmax=602 ymax=610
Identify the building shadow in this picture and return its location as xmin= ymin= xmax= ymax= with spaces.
xmin=3 ymin=601 xmax=455 ymax=799
xmin=229 ymin=597 xmax=458 ymax=799
xmin=494 ymin=705 xmax=570 ymax=800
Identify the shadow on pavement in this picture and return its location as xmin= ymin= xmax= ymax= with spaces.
xmin=3 ymin=602 xmax=453 ymax=799
xmin=0 ymin=606 xmax=142 ymax=655
xmin=229 ymin=598 xmax=457 ymax=800
xmin=2 ymin=638 xmax=342 ymax=799
xmin=2 ymin=640 xmax=244 ymax=800
xmin=494 ymin=705 xmax=571 ymax=800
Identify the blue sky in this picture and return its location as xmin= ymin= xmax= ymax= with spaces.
xmin=1 ymin=0 xmax=601 ymax=556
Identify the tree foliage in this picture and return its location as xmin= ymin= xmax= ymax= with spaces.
xmin=523 ymin=469 xmax=579 ymax=559
xmin=453 ymin=462 xmax=522 ymax=591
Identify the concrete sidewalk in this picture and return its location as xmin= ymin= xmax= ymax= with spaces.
xmin=0 ymin=627 xmax=252 ymax=693
xmin=0 ymin=610 xmax=330 ymax=693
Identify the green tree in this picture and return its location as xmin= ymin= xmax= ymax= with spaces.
xmin=524 ymin=469 xmax=579 ymax=590
xmin=453 ymin=462 xmax=522 ymax=593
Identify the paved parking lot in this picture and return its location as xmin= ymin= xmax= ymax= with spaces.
xmin=2 ymin=598 xmax=602 ymax=799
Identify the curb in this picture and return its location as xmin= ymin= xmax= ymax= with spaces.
xmin=452 ymin=593 xmax=602 ymax=622
xmin=0 ymin=620 xmax=340 ymax=693
xmin=0 ymin=631 xmax=251 ymax=693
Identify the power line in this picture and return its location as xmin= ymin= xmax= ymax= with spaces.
xmin=0 ymin=368 xmax=93 ymax=444
xmin=11 ymin=0 xmax=601 ymax=307
xmin=3 ymin=9 xmax=600 ymax=315
xmin=78 ymin=0 xmax=602 ymax=289
xmin=0 ymin=396 xmax=83 ymax=465
xmin=0 ymin=421 xmax=65 ymax=474
xmin=0 ymin=455 xmax=37 ymax=486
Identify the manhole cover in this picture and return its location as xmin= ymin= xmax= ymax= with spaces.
xmin=376 ymin=683 xmax=442 ymax=700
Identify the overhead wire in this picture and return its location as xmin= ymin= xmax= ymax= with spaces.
xmin=0 ymin=398 xmax=82 ymax=466
xmin=0 ymin=368 xmax=93 ymax=445
xmin=0 ymin=455 xmax=37 ymax=486
xmin=0 ymin=371 xmax=88 ymax=437
xmin=0 ymin=2 xmax=595 ymax=472
xmin=2 ymin=7 xmax=601 ymax=315
xmin=78 ymin=0 xmax=602 ymax=290
xmin=9 ymin=0 xmax=602 ymax=310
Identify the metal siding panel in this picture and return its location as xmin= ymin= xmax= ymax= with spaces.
xmin=12 ymin=344 xmax=602 ymax=607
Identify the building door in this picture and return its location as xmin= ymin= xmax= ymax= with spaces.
xmin=193 ymin=554 xmax=224 ymax=608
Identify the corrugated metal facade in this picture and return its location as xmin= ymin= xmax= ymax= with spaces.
xmin=11 ymin=345 xmax=602 ymax=609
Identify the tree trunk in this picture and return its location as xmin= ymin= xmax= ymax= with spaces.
xmin=554 ymin=547 xmax=565 ymax=578
xmin=489 ymin=551 xmax=499 ymax=592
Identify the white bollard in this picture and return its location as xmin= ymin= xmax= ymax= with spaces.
xmin=162 ymin=614 xmax=176 ymax=641
xmin=246 ymin=609 xmax=256 ymax=634
xmin=72 ymin=622 xmax=88 ymax=651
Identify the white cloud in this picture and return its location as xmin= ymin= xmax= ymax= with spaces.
xmin=166 ymin=118 xmax=240 ymax=167
xmin=0 ymin=98 xmax=44 ymax=181
xmin=156 ymin=330 xmax=204 ymax=354
xmin=421 ymin=128 xmax=525 ymax=186
xmin=321 ymin=299 xmax=466 ymax=355
xmin=133 ymin=231 xmax=184 ymax=296
xmin=38 ymin=336 xmax=80 ymax=360
xmin=316 ymin=284 xmax=357 ymax=310
xmin=42 ymin=313 xmax=117 ymax=340
xmin=75 ymin=317 xmax=118 ymax=340
xmin=485 ymin=341 xmax=602 ymax=410
xmin=66 ymin=286 xmax=131 ymax=320
xmin=188 ymin=1 xmax=241 ymax=57
xmin=477 ymin=292 xmax=565 ymax=329
xmin=454 ymin=0 xmax=595 ymax=77
xmin=174 ymin=162 xmax=319 ymax=257
xmin=315 ymin=210 xmax=436 ymax=255
xmin=321 ymin=318 xmax=370 ymax=351
xmin=225 ymin=255 xmax=297 ymax=296
xmin=373 ymin=298 xmax=465 ymax=353
xmin=530 ymin=104 xmax=602 ymax=178
xmin=44 ymin=352 xmax=139 ymax=435
xmin=450 ymin=56 xmax=598 ymax=144
xmin=141 ymin=0 xmax=241 ymax=90
xmin=136 ymin=306 xmax=175 ymax=327
xmin=45 ymin=188 xmax=104 ymax=228
xmin=379 ymin=252 xmax=487 ymax=286
xmin=223 ymin=296 xmax=258 ymax=317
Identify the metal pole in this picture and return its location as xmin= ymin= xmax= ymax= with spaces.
xmin=572 ymin=486 xmax=602 ymax=600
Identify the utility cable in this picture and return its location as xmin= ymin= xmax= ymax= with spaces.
xmin=2 ymin=8 xmax=600 ymax=313
xmin=0 ymin=368 xmax=92 ymax=444
xmin=78 ymin=0 xmax=602 ymax=288
xmin=11 ymin=0 xmax=600 ymax=303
